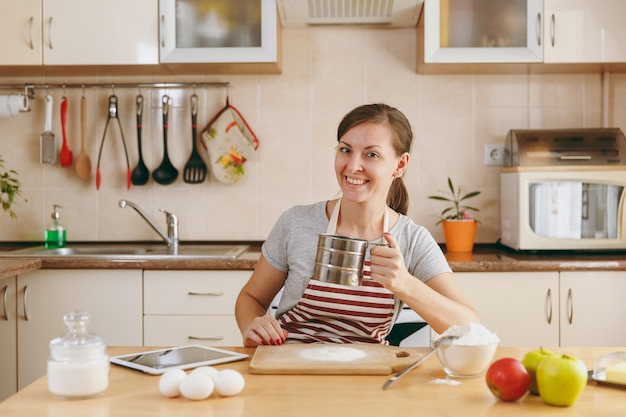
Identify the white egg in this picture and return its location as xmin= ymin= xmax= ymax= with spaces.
xmin=159 ymin=369 xmax=187 ymax=397
xmin=179 ymin=373 xmax=215 ymax=400
xmin=212 ymin=369 xmax=245 ymax=397
xmin=191 ymin=366 xmax=219 ymax=377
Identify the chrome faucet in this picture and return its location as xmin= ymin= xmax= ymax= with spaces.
xmin=118 ymin=199 xmax=179 ymax=253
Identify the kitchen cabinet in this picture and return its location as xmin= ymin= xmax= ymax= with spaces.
xmin=455 ymin=272 xmax=559 ymax=347
xmin=0 ymin=276 xmax=17 ymax=402
xmin=159 ymin=0 xmax=279 ymax=65
xmin=16 ymin=269 xmax=142 ymax=390
xmin=559 ymin=271 xmax=626 ymax=346
xmin=455 ymin=271 xmax=626 ymax=347
xmin=143 ymin=270 xmax=250 ymax=347
xmin=0 ymin=0 xmax=158 ymax=66
xmin=419 ymin=0 xmax=626 ymax=68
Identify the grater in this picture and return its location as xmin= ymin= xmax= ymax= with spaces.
xmin=40 ymin=94 xmax=57 ymax=164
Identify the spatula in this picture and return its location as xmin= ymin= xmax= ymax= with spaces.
xmin=59 ymin=96 xmax=73 ymax=167
xmin=182 ymin=94 xmax=207 ymax=183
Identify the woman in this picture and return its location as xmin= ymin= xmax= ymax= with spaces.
xmin=235 ymin=103 xmax=479 ymax=347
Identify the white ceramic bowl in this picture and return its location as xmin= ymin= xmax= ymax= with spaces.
xmin=436 ymin=342 xmax=498 ymax=378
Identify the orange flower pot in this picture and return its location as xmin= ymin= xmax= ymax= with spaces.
xmin=442 ymin=219 xmax=477 ymax=253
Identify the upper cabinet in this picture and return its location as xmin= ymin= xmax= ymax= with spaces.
xmin=421 ymin=0 xmax=543 ymax=64
xmin=0 ymin=0 xmax=158 ymax=66
xmin=159 ymin=0 xmax=278 ymax=64
xmin=418 ymin=0 xmax=626 ymax=70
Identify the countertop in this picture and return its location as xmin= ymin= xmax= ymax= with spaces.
xmin=0 ymin=346 xmax=624 ymax=416
xmin=1 ymin=243 xmax=626 ymax=272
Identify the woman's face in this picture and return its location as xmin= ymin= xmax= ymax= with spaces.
xmin=335 ymin=122 xmax=408 ymax=205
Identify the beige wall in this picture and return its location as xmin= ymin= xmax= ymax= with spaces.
xmin=1 ymin=26 xmax=624 ymax=244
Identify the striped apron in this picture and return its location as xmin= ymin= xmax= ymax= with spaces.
xmin=278 ymin=200 xmax=396 ymax=344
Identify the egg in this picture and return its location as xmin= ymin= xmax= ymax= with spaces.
xmin=212 ymin=369 xmax=245 ymax=397
xmin=159 ymin=369 xmax=187 ymax=397
xmin=191 ymin=366 xmax=219 ymax=377
xmin=179 ymin=373 xmax=215 ymax=400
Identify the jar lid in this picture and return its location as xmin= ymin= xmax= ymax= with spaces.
xmin=49 ymin=310 xmax=106 ymax=361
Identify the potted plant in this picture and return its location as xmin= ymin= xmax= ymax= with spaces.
xmin=428 ymin=177 xmax=481 ymax=253
xmin=0 ymin=154 xmax=24 ymax=220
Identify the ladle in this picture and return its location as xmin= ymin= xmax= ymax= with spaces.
xmin=74 ymin=96 xmax=92 ymax=180
xmin=152 ymin=95 xmax=178 ymax=185
xmin=382 ymin=334 xmax=460 ymax=390
xmin=131 ymin=94 xmax=150 ymax=185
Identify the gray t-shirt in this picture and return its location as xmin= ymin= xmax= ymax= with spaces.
xmin=262 ymin=201 xmax=452 ymax=319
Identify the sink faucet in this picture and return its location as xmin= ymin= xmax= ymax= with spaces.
xmin=118 ymin=200 xmax=179 ymax=253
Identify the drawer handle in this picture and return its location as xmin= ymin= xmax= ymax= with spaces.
xmin=567 ymin=288 xmax=573 ymax=324
xmin=188 ymin=336 xmax=224 ymax=341
xmin=2 ymin=285 xmax=8 ymax=321
xmin=28 ymin=16 xmax=34 ymax=50
xmin=188 ymin=291 xmax=224 ymax=296
xmin=22 ymin=285 xmax=29 ymax=321
xmin=545 ymin=288 xmax=552 ymax=325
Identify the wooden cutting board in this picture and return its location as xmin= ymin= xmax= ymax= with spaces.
xmin=248 ymin=344 xmax=425 ymax=375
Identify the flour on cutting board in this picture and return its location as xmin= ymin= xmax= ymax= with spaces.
xmin=298 ymin=346 xmax=367 ymax=362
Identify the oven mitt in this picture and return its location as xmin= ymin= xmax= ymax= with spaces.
xmin=201 ymin=102 xmax=259 ymax=184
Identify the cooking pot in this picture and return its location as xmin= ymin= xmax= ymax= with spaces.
xmin=313 ymin=234 xmax=368 ymax=286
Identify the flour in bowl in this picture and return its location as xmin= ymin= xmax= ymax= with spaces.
xmin=299 ymin=346 xmax=367 ymax=362
xmin=438 ymin=323 xmax=500 ymax=346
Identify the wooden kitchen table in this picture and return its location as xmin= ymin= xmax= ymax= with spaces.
xmin=0 ymin=346 xmax=624 ymax=417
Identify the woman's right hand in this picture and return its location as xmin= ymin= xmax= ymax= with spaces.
xmin=242 ymin=314 xmax=289 ymax=347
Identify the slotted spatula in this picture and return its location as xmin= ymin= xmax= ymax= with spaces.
xmin=182 ymin=94 xmax=207 ymax=184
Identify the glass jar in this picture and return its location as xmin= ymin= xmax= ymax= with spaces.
xmin=47 ymin=310 xmax=109 ymax=399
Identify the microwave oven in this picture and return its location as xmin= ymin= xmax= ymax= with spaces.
xmin=500 ymin=128 xmax=626 ymax=251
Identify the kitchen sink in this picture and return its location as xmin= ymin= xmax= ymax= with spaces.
xmin=1 ymin=244 xmax=250 ymax=260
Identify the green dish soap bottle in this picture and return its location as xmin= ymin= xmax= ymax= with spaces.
xmin=45 ymin=205 xmax=66 ymax=248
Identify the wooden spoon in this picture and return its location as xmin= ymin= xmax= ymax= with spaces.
xmin=75 ymin=95 xmax=92 ymax=180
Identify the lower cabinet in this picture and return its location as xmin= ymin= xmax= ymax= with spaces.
xmin=143 ymin=270 xmax=251 ymax=347
xmin=455 ymin=272 xmax=559 ymax=347
xmin=455 ymin=271 xmax=626 ymax=347
xmin=0 ymin=275 xmax=17 ymax=402
xmin=15 ymin=269 xmax=143 ymax=390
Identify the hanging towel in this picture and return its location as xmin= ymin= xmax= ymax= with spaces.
xmin=201 ymin=101 xmax=259 ymax=184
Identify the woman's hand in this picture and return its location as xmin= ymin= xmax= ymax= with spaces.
xmin=242 ymin=314 xmax=289 ymax=347
xmin=368 ymin=232 xmax=411 ymax=292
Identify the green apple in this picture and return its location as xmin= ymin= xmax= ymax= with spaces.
xmin=536 ymin=353 xmax=588 ymax=407
xmin=521 ymin=347 xmax=555 ymax=395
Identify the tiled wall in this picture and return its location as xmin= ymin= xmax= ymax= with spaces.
xmin=0 ymin=26 xmax=623 ymax=244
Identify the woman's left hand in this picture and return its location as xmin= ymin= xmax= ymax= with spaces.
xmin=368 ymin=232 xmax=410 ymax=292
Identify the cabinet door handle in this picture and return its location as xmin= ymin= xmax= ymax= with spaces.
xmin=46 ymin=17 xmax=53 ymax=50
xmin=188 ymin=336 xmax=225 ymax=341
xmin=2 ymin=285 xmax=8 ymax=321
xmin=22 ymin=285 xmax=29 ymax=321
xmin=545 ymin=288 xmax=552 ymax=324
xmin=567 ymin=288 xmax=573 ymax=324
xmin=536 ymin=13 xmax=542 ymax=46
xmin=550 ymin=13 xmax=556 ymax=47
xmin=188 ymin=291 xmax=224 ymax=296
xmin=160 ymin=15 xmax=165 ymax=48
xmin=28 ymin=16 xmax=34 ymax=50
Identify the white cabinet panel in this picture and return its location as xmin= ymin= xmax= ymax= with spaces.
xmin=16 ymin=269 xmax=143 ymax=390
xmin=144 ymin=315 xmax=242 ymax=347
xmin=455 ymin=272 xmax=559 ymax=347
xmin=0 ymin=0 xmax=42 ymax=65
xmin=0 ymin=276 xmax=17 ymax=402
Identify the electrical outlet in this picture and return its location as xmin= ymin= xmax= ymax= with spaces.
xmin=484 ymin=144 xmax=505 ymax=166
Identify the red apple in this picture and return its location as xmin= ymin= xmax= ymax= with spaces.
xmin=485 ymin=357 xmax=530 ymax=402
xmin=521 ymin=347 xmax=555 ymax=395
xmin=536 ymin=353 xmax=588 ymax=407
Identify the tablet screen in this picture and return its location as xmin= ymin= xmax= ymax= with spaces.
xmin=110 ymin=345 xmax=248 ymax=375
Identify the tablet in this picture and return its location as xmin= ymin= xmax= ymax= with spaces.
xmin=110 ymin=345 xmax=249 ymax=375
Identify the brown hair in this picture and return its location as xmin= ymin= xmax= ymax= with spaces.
xmin=337 ymin=103 xmax=412 ymax=215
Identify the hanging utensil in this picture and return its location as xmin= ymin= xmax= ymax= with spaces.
xmin=152 ymin=95 xmax=178 ymax=185
xmin=75 ymin=95 xmax=92 ymax=180
xmin=95 ymin=95 xmax=131 ymax=190
xmin=59 ymin=96 xmax=73 ymax=167
xmin=39 ymin=94 xmax=56 ymax=164
xmin=131 ymin=94 xmax=150 ymax=185
xmin=182 ymin=94 xmax=207 ymax=184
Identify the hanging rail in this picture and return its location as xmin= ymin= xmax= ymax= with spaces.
xmin=0 ymin=81 xmax=230 ymax=99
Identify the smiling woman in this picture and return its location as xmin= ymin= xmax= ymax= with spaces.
xmin=234 ymin=103 xmax=480 ymax=347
